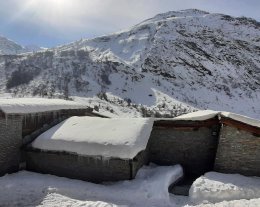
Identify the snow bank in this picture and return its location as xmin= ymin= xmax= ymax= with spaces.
xmin=129 ymin=164 xmax=183 ymax=202
xmin=32 ymin=116 xmax=154 ymax=159
xmin=1 ymin=166 xmax=259 ymax=207
xmin=187 ymin=198 xmax=260 ymax=207
xmin=0 ymin=98 xmax=88 ymax=114
xmin=189 ymin=172 xmax=260 ymax=204
xmin=0 ymin=165 xmax=183 ymax=207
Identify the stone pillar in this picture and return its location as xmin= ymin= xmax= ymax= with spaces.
xmin=0 ymin=115 xmax=23 ymax=176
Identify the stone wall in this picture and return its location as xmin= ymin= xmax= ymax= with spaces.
xmin=149 ymin=119 xmax=220 ymax=177
xmin=21 ymin=109 xmax=94 ymax=146
xmin=0 ymin=108 xmax=94 ymax=176
xmin=22 ymin=117 xmax=260 ymax=181
xmin=131 ymin=149 xmax=150 ymax=178
xmin=214 ymin=124 xmax=260 ymax=176
xmin=26 ymin=148 xmax=148 ymax=183
xmin=0 ymin=115 xmax=22 ymax=176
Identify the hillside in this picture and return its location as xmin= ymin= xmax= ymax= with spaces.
xmin=0 ymin=9 xmax=259 ymax=118
xmin=0 ymin=36 xmax=44 ymax=55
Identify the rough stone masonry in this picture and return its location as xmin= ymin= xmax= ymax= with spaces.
xmin=0 ymin=115 xmax=22 ymax=176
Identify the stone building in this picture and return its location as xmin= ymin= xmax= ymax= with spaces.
xmin=165 ymin=111 xmax=259 ymax=177
xmin=0 ymin=98 xmax=95 ymax=176
xmin=149 ymin=117 xmax=220 ymax=177
xmin=214 ymin=113 xmax=260 ymax=176
xmin=26 ymin=117 xmax=153 ymax=182
xmin=1 ymin=104 xmax=259 ymax=183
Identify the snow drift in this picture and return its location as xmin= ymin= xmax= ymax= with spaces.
xmin=189 ymin=172 xmax=260 ymax=204
xmin=0 ymin=165 xmax=183 ymax=207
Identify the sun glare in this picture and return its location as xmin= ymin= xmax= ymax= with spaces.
xmin=34 ymin=0 xmax=73 ymax=17
xmin=7 ymin=0 xmax=107 ymax=33
xmin=10 ymin=0 xmax=79 ymax=26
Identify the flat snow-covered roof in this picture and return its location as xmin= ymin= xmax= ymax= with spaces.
xmin=172 ymin=110 xmax=260 ymax=128
xmin=173 ymin=110 xmax=218 ymax=121
xmin=0 ymin=98 xmax=88 ymax=114
xmin=32 ymin=116 xmax=154 ymax=159
xmin=220 ymin=112 xmax=260 ymax=128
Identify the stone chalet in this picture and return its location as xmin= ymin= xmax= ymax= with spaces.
xmin=0 ymin=98 xmax=104 ymax=176
xmin=0 ymin=99 xmax=259 ymax=186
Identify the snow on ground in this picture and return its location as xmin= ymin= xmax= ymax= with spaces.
xmin=189 ymin=172 xmax=260 ymax=204
xmin=0 ymin=98 xmax=88 ymax=114
xmin=73 ymin=96 xmax=142 ymax=118
xmin=185 ymin=198 xmax=260 ymax=207
xmin=0 ymin=93 xmax=12 ymax=98
xmin=0 ymin=165 xmax=183 ymax=207
xmin=0 ymin=166 xmax=259 ymax=207
xmin=32 ymin=116 xmax=154 ymax=159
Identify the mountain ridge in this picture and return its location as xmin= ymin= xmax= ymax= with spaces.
xmin=0 ymin=9 xmax=259 ymax=118
xmin=0 ymin=35 xmax=45 ymax=55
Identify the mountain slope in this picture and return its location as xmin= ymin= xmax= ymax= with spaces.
xmin=0 ymin=36 xmax=25 ymax=55
xmin=0 ymin=36 xmax=44 ymax=55
xmin=0 ymin=9 xmax=259 ymax=118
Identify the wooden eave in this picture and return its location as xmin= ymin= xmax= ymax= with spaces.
xmin=153 ymin=117 xmax=220 ymax=129
xmin=220 ymin=116 xmax=260 ymax=135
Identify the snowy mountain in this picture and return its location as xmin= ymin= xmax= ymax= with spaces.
xmin=0 ymin=36 xmax=44 ymax=55
xmin=0 ymin=9 xmax=259 ymax=118
xmin=23 ymin=44 xmax=46 ymax=53
xmin=0 ymin=36 xmax=24 ymax=55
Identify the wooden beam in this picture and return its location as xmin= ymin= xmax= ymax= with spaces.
xmin=220 ymin=117 xmax=260 ymax=135
xmin=153 ymin=118 xmax=219 ymax=129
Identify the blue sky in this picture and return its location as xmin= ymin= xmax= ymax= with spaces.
xmin=0 ymin=0 xmax=259 ymax=48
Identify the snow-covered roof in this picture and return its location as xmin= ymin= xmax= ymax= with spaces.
xmin=173 ymin=110 xmax=260 ymax=128
xmin=173 ymin=110 xmax=219 ymax=121
xmin=220 ymin=112 xmax=260 ymax=128
xmin=0 ymin=98 xmax=89 ymax=114
xmin=32 ymin=116 xmax=154 ymax=159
